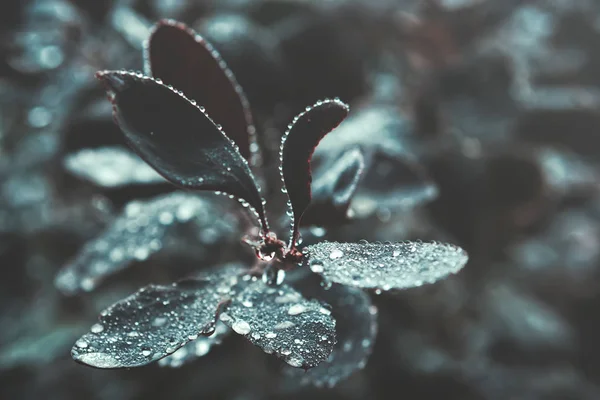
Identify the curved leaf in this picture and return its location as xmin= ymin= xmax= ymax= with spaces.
xmin=96 ymin=70 xmax=268 ymax=231
xmin=72 ymin=265 xmax=243 ymax=369
xmin=144 ymin=19 xmax=256 ymax=163
xmin=305 ymin=241 xmax=468 ymax=290
xmin=55 ymin=192 xmax=239 ymax=294
xmin=220 ymin=280 xmax=336 ymax=369
xmin=280 ymin=99 xmax=349 ymax=247
xmin=301 ymin=147 xmax=365 ymax=227
xmin=64 ymin=146 xmax=165 ymax=188
xmin=286 ymin=281 xmax=378 ymax=387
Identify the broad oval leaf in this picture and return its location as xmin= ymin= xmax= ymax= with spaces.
xmin=220 ymin=280 xmax=336 ymax=369
xmin=301 ymin=147 xmax=365 ymax=227
xmin=305 ymin=241 xmax=468 ymax=290
xmin=286 ymin=281 xmax=378 ymax=387
xmin=96 ymin=70 xmax=268 ymax=231
xmin=64 ymin=146 xmax=165 ymax=188
xmin=71 ymin=265 xmax=244 ymax=369
xmin=280 ymin=99 xmax=349 ymax=247
xmin=55 ymin=192 xmax=239 ymax=295
xmin=144 ymin=19 xmax=257 ymax=163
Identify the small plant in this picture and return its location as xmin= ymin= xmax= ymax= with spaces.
xmin=69 ymin=19 xmax=468 ymax=381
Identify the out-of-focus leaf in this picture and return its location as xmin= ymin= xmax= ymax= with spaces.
xmin=64 ymin=146 xmax=165 ymax=188
xmin=55 ymin=192 xmax=239 ymax=294
xmin=350 ymin=150 xmax=438 ymax=218
xmin=144 ymin=20 xmax=256 ymax=163
xmin=158 ymin=321 xmax=230 ymax=368
xmin=301 ymin=147 xmax=365 ymax=227
xmin=280 ymin=99 xmax=349 ymax=246
xmin=285 ymin=281 xmax=378 ymax=387
xmin=220 ymin=279 xmax=336 ymax=369
xmin=305 ymin=241 xmax=468 ymax=290
xmin=72 ymin=265 xmax=243 ymax=369
xmin=537 ymin=148 xmax=599 ymax=197
xmin=96 ymin=70 xmax=268 ymax=230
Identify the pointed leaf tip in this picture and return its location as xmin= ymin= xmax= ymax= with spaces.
xmin=305 ymin=241 xmax=468 ymax=290
xmin=281 ymin=99 xmax=350 ymax=247
xmin=96 ymin=70 xmax=268 ymax=231
xmin=145 ymin=19 xmax=257 ymax=163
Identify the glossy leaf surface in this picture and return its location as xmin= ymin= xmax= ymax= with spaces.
xmin=305 ymin=241 xmax=468 ymax=290
xmin=280 ymin=99 xmax=349 ymax=246
xmin=96 ymin=70 xmax=268 ymax=230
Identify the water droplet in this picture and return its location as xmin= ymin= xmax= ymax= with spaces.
xmin=76 ymin=339 xmax=88 ymax=348
xmin=91 ymin=323 xmax=104 ymax=333
xmin=329 ymin=249 xmax=344 ymax=260
xmin=232 ymin=320 xmax=251 ymax=335
xmin=287 ymin=304 xmax=307 ymax=315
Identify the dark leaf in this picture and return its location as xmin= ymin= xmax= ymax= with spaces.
xmin=158 ymin=321 xmax=230 ymax=368
xmin=144 ymin=19 xmax=256 ymax=163
xmin=55 ymin=192 xmax=239 ymax=294
xmin=305 ymin=241 xmax=468 ymax=290
xmin=72 ymin=265 xmax=243 ymax=369
xmin=220 ymin=279 xmax=336 ymax=369
xmin=280 ymin=99 xmax=349 ymax=247
xmin=96 ymin=70 xmax=268 ymax=230
xmin=286 ymin=281 xmax=378 ymax=387
xmin=64 ymin=146 xmax=165 ymax=188
xmin=351 ymin=151 xmax=438 ymax=218
xmin=301 ymin=147 xmax=365 ymax=227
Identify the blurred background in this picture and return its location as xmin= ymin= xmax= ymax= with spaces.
xmin=2 ymin=0 xmax=600 ymax=399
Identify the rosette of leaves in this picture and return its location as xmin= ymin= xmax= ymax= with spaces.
xmin=68 ymin=19 xmax=468 ymax=383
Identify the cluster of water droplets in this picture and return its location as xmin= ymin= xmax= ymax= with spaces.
xmin=284 ymin=284 xmax=378 ymax=388
xmin=220 ymin=279 xmax=336 ymax=369
xmin=72 ymin=264 xmax=244 ymax=369
xmin=56 ymin=192 xmax=239 ymax=294
xmin=64 ymin=146 xmax=165 ymax=188
xmin=305 ymin=240 xmax=468 ymax=290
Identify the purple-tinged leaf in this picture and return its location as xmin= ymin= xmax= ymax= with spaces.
xmin=96 ymin=70 xmax=268 ymax=230
xmin=64 ymin=146 xmax=165 ymax=188
xmin=280 ymin=99 xmax=349 ymax=248
xmin=144 ymin=19 xmax=257 ymax=163
xmin=285 ymin=282 xmax=378 ymax=387
xmin=72 ymin=265 xmax=244 ymax=369
xmin=301 ymin=147 xmax=365 ymax=227
xmin=55 ymin=192 xmax=239 ymax=295
xmin=220 ymin=279 xmax=336 ymax=369
xmin=305 ymin=241 xmax=468 ymax=290
xmin=158 ymin=321 xmax=230 ymax=368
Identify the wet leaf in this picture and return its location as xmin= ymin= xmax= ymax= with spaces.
xmin=72 ymin=265 xmax=243 ymax=369
xmin=305 ymin=241 xmax=468 ymax=290
xmin=220 ymin=279 xmax=336 ymax=369
xmin=286 ymin=282 xmax=378 ymax=387
xmin=280 ymin=99 xmax=349 ymax=246
xmin=301 ymin=147 xmax=365 ymax=226
xmin=158 ymin=322 xmax=230 ymax=368
xmin=96 ymin=70 xmax=268 ymax=230
xmin=55 ymin=192 xmax=239 ymax=294
xmin=145 ymin=20 xmax=256 ymax=162
xmin=64 ymin=146 xmax=165 ymax=188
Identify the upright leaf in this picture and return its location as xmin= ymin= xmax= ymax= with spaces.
xmin=305 ymin=241 xmax=468 ymax=290
xmin=280 ymin=99 xmax=349 ymax=247
xmin=220 ymin=280 xmax=336 ymax=369
xmin=96 ymin=70 xmax=268 ymax=231
xmin=71 ymin=265 xmax=244 ymax=369
xmin=144 ymin=20 xmax=256 ymax=163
